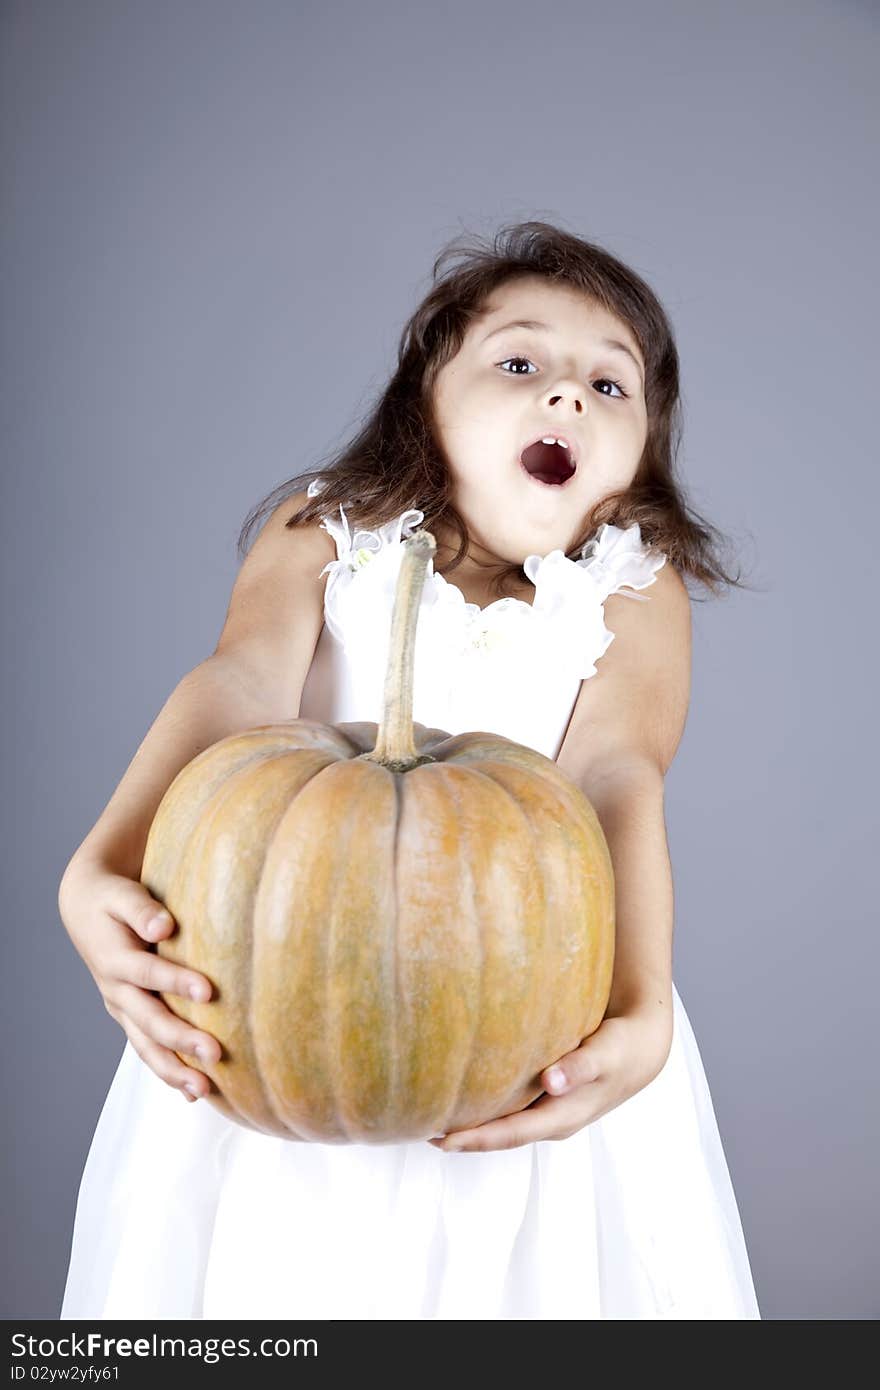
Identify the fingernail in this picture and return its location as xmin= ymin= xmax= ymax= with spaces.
xmin=190 ymin=983 xmax=208 ymax=1001
xmin=431 ymin=1132 xmax=447 ymax=1139
xmin=184 ymin=1083 xmax=199 ymax=1100
xmin=149 ymin=912 xmax=170 ymax=935
xmin=545 ymin=1066 xmax=567 ymax=1093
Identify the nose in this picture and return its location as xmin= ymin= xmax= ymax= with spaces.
xmin=544 ymin=379 xmax=587 ymax=413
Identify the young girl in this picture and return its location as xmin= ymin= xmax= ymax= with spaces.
xmin=58 ymin=221 xmax=761 ymax=1320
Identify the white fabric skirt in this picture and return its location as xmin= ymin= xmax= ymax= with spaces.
xmin=60 ymin=982 xmax=760 ymax=1320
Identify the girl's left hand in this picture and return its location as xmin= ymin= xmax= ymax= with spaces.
xmin=427 ymin=1003 xmax=673 ymax=1153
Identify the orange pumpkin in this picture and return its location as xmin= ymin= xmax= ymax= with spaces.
xmin=142 ymin=529 xmax=615 ymax=1143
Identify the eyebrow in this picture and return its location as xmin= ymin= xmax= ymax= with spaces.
xmin=481 ymin=318 xmax=644 ymax=382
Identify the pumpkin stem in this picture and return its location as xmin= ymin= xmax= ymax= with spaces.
xmin=358 ymin=527 xmax=439 ymax=773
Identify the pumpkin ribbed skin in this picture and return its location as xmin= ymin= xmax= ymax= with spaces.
xmin=143 ymin=718 xmax=615 ymax=1144
xmin=143 ymin=529 xmax=615 ymax=1144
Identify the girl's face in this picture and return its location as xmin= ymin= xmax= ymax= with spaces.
xmin=430 ymin=276 xmax=648 ymax=570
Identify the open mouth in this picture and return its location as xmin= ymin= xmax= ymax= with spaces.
xmin=519 ymin=437 xmax=577 ymax=487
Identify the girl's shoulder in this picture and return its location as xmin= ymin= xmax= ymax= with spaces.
xmin=212 ymin=488 xmax=338 ymax=720
xmin=556 ymin=548 xmax=691 ymax=785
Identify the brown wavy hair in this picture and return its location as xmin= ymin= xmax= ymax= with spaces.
xmin=237 ymin=219 xmax=754 ymax=601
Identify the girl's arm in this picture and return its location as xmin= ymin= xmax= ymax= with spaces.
xmin=555 ymin=559 xmax=693 ymax=1022
xmin=58 ymin=492 xmax=336 ymax=1101
xmin=588 ymin=766 xmax=672 ymax=1025
xmin=63 ymin=491 xmax=336 ymax=882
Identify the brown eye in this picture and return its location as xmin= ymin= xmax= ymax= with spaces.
xmin=594 ymin=377 xmax=629 ymax=399
xmin=498 ymin=356 xmax=536 ymax=375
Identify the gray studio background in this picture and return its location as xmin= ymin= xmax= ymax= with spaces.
xmin=2 ymin=0 xmax=877 ymax=1321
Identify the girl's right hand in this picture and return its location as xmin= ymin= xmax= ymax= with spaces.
xmin=58 ymin=860 xmax=222 ymax=1103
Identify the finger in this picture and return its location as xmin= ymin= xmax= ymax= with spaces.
xmin=123 ymin=1015 xmax=213 ymax=1101
xmin=540 ymin=1023 xmax=616 ymax=1095
xmin=112 ymin=939 xmax=214 ymax=1003
xmin=103 ymin=875 xmax=178 ymax=944
xmin=114 ymin=981 xmax=221 ymax=1068
xmin=429 ymin=1091 xmax=577 ymax=1152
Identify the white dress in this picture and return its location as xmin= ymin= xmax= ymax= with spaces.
xmin=60 ymin=479 xmax=761 ymax=1320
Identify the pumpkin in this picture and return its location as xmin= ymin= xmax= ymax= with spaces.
xmin=142 ymin=528 xmax=616 ymax=1143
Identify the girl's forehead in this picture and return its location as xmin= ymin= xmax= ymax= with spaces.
xmin=472 ymin=279 xmax=636 ymax=346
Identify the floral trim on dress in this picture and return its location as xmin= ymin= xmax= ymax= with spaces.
xmin=305 ymin=475 xmax=667 ymax=679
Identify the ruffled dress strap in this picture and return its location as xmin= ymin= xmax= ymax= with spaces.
xmin=307 ymin=475 xmax=423 ymax=578
xmin=573 ymin=521 xmax=668 ymax=603
xmin=306 ymin=476 xmax=427 ymax=648
xmin=519 ymin=524 xmax=667 ymax=677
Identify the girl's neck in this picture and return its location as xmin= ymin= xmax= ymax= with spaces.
xmin=430 ymin=529 xmax=531 ymax=609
